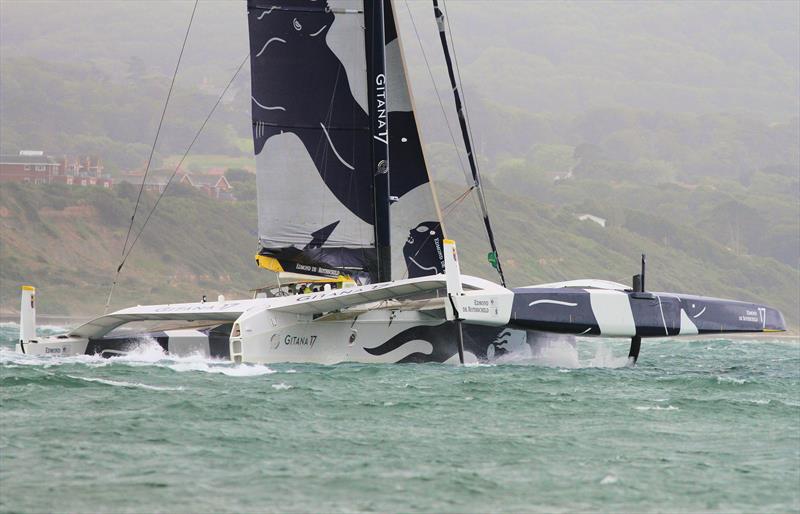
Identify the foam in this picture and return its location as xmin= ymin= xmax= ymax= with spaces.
xmin=0 ymin=338 xmax=277 ymax=377
xmin=516 ymin=339 xmax=629 ymax=369
xmin=0 ymin=348 xmax=106 ymax=367
xmin=103 ymin=338 xmax=278 ymax=376
xmin=716 ymin=376 xmax=747 ymax=384
xmin=67 ymin=375 xmax=184 ymax=391
xmin=167 ymin=360 xmax=277 ymax=376
xmin=531 ymin=339 xmax=582 ymax=368
xmin=634 ymin=405 xmax=679 ymax=411
xmin=600 ymin=474 xmax=619 ymax=485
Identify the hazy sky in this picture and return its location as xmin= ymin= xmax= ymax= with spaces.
xmin=2 ymin=0 xmax=798 ymax=120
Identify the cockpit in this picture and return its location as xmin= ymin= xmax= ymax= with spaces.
xmin=250 ymin=272 xmax=357 ymax=299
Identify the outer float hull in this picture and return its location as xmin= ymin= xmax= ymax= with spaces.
xmin=510 ymin=288 xmax=786 ymax=337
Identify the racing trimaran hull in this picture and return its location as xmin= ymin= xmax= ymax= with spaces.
xmin=16 ymin=252 xmax=785 ymax=365
xmin=12 ymin=2 xmax=787 ymax=363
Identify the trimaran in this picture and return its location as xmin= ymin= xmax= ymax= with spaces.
xmin=15 ymin=0 xmax=785 ymax=364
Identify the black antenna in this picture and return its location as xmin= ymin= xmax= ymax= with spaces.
xmin=628 ymin=253 xmax=648 ymax=366
xmin=641 ymin=253 xmax=646 ymax=292
xmin=632 ymin=253 xmax=646 ymax=293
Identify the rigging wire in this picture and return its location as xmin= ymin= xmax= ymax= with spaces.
xmin=402 ymin=0 xmax=499 ymax=279
xmin=121 ymin=0 xmax=199 ymax=258
xmin=402 ymin=0 xmax=471 ymax=187
xmin=398 ymin=184 xmax=476 ymax=281
xmin=103 ymin=53 xmax=250 ymax=313
xmin=438 ymin=0 xmax=487 ymax=242
xmin=440 ymin=0 xmax=481 ymax=174
xmin=431 ymin=0 xmax=507 ymax=286
xmin=439 ymin=0 xmax=489 ymax=242
xmin=439 ymin=0 xmax=492 ymax=215
xmin=404 ymin=0 xmax=506 ymax=286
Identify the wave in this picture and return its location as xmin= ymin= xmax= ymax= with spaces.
xmin=633 ymin=405 xmax=679 ymax=411
xmin=716 ymin=375 xmax=747 ymax=385
xmin=0 ymin=338 xmax=278 ymax=377
xmin=495 ymin=339 xmax=630 ymax=369
xmin=66 ymin=375 xmax=184 ymax=391
xmin=0 ymin=321 xmax=72 ymax=337
xmin=0 ymin=348 xmax=108 ymax=367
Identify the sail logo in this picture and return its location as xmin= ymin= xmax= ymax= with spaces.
xmin=373 ymin=74 xmax=388 ymax=145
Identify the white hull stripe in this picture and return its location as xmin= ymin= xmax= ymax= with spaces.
xmin=528 ymin=299 xmax=578 ymax=308
xmin=587 ymin=289 xmax=636 ymax=337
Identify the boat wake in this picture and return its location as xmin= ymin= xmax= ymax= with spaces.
xmin=493 ymin=338 xmax=631 ymax=369
xmin=65 ymin=375 xmax=185 ymax=391
xmin=0 ymin=336 xmax=278 ymax=377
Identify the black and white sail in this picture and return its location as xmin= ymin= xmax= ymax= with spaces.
xmin=248 ymin=0 xmax=374 ymax=282
xmin=248 ymin=0 xmax=444 ymax=284
xmin=384 ymin=0 xmax=445 ymax=280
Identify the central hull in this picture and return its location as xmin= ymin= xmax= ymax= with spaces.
xmin=15 ymin=275 xmax=783 ymax=364
xmin=234 ymin=310 xmax=543 ymax=365
xmin=19 ymin=310 xmax=567 ymax=365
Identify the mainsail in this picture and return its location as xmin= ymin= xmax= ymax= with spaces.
xmin=248 ymin=0 xmax=444 ymax=283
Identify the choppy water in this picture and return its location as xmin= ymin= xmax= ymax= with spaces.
xmin=1 ymin=322 xmax=798 ymax=513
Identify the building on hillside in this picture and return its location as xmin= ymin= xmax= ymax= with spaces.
xmin=179 ymin=173 xmax=233 ymax=200
xmin=141 ymin=179 xmax=170 ymax=194
xmin=0 ymin=151 xmax=60 ymax=184
xmin=52 ymin=155 xmax=112 ymax=188
xmin=0 ymin=151 xmax=112 ymax=188
xmin=58 ymin=155 xmax=104 ymax=177
xmin=576 ymin=213 xmax=607 ymax=228
xmin=121 ymin=171 xmax=233 ymax=200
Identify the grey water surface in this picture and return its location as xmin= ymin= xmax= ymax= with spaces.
xmin=1 ymin=323 xmax=798 ymax=513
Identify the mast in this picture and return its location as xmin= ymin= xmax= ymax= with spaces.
xmin=432 ymin=0 xmax=506 ymax=287
xmin=367 ymin=0 xmax=392 ymax=283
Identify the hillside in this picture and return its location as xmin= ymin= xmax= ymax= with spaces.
xmin=0 ymin=182 xmax=796 ymax=329
xmin=0 ymin=183 xmax=261 ymax=316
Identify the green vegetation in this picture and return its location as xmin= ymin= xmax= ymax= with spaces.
xmin=224 ymin=169 xmax=257 ymax=202
xmin=0 ymin=179 xmax=796 ymax=328
xmin=162 ymin=154 xmax=255 ymax=174
xmin=0 ymin=183 xmax=260 ymax=316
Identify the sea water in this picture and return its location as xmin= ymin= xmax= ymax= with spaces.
xmin=1 ymin=322 xmax=798 ymax=513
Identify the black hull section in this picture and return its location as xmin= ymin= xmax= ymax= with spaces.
xmin=363 ymin=323 xmax=567 ymax=363
xmin=509 ymin=287 xmax=785 ymax=337
xmin=87 ymin=323 xmax=234 ymax=360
